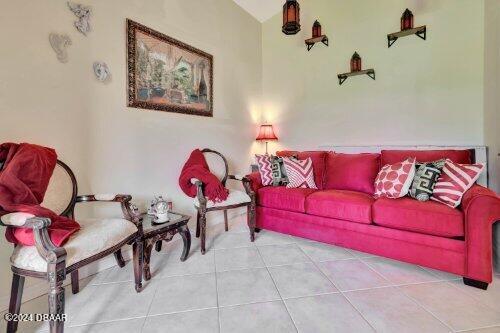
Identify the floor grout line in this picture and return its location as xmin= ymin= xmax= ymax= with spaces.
xmin=255 ymin=244 xmax=299 ymax=333
xmin=296 ymin=245 xmax=378 ymax=332
xmin=213 ymin=247 xmax=222 ymax=333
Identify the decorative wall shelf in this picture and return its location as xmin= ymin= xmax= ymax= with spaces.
xmin=305 ymin=35 xmax=329 ymax=51
xmin=387 ymin=25 xmax=426 ymax=47
xmin=337 ymin=69 xmax=375 ymax=85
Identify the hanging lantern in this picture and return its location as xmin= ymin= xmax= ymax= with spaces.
xmin=312 ymin=20 xmax=322 ymax=38
xmin=401 ymin=9 xmax=414 ymax=31
xmin=350 ymin=52 xmax=362 ymax=72
xmin=282 ymin=0 xmax=301 ymax=35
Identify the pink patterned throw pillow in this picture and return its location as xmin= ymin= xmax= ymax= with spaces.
xmin=431 ymin=159 xmax=484 ymax=208
xmin=255 ymin=154 xmax=273 ymax=186
xmin=374 ymin=157 xmax=416 ymax=198
xmin=282 ymin=157 xmax=317 ymax=189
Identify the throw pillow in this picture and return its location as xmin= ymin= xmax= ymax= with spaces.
xmin=282 ymin=157 xmax=318 ymax=189
xmin=374 ymin=157 xmax=416 ymax=198
xmin=270 ymin=155 xmax=290 ymax=186
xmin=408 ymin=159 xmax=446 ymax=201
xmin=431 ymin=159 xmax=485 ymax=208
xmin=255 ymin=154 xmax=273 ymax=186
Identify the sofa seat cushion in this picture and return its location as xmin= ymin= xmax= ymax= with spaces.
xmin=305 ymin=190 xmax=374 ymax=224
xmin=372 ymin=197 xmax=464 ymax=237
xmin=258 ymin=186 xmax=316 ymax=213
xmin=10 ymin=218 xmax=137 ymax=272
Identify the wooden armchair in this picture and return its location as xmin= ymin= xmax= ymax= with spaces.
xmin=192 ymin=149 xmax=256 ymax=254
xmin=0 ymin=160 xmax=143 ymax=333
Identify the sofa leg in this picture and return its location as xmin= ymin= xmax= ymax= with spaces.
xmin=463 ymin=277 xmax=489 ymax=290
xmin=254 ymin=228 xmax=261 ymax=233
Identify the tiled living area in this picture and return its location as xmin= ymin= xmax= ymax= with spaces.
xmin=2 ymin=216 xmax=500 ymax=333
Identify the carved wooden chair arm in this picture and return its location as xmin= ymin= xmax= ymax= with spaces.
xmin=0 ymin=216 xmax=67 ymax=266
xmin=228 ymin=175 xmax=254 ymax=197
xmin=76 ymin=194 xmax=141 ymax=226
xmin=191 ymin=179 xmax=208 ymax=208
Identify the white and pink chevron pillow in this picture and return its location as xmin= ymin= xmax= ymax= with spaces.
xmin=255 ymin=154 xmax=273 ymax=186
xmin=282 ymin=157 xmax=317 ymax=189
xmin=431 ymin=159 xmax=484 ymax=208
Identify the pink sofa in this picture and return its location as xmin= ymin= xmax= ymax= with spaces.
xmin=247 ymin=149 xmax=500 ymax=289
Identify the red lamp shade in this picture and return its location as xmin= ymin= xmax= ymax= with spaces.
xmin=282 ymin=0 xmax=301 ymax=35
xmin=256 ymin=124 xmax=278 ymax=141
xmin=401 ymin=8 xmax=414 ymax=31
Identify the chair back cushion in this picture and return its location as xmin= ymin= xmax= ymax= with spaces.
xmin=41 ymin=162 xmax=75 ymax=215
xmin=324 ymin=152 xmax=380 ymax=195
xmin=203 ymin=150 xmax=228 ymax=184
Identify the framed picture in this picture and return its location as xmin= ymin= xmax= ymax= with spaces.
xmin=127 ymin=19 xmax=213 ymax=117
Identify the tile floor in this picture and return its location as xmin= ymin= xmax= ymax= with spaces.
xmin=2 ymin=215 xmax=500 ymax=333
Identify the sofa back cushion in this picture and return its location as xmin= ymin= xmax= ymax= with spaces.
xmin=276 ymin=151 xmax=327 ymax=189
xmin=381 ymin=149 xmax=471 ymax=166
xmin=324 ymin=152 xmax=380 ymax=195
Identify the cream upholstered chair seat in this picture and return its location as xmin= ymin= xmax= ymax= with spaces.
xmin=194 ymin=189 xmax=251 ymax=208
xmin=10 ymin=217 xmax=137 ymax=272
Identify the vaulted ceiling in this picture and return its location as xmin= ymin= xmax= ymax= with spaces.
xmin=233 ymin=0 xmax=283 ymax=22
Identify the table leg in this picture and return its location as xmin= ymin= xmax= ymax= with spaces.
xmin=143 ymin=242 xmax=154 ymax=281
xmin=179 ymin=226 xmax=191 ymax=262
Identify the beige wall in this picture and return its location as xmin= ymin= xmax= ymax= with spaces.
xmin=0 ymin=0 xmax=262 ymax=309
xmin=262 ymin=0 xmax=485 ymax=152
xmin=484 ymin=0 xmax=500 ymax=193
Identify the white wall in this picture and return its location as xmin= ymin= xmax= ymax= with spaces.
xmin=484 ymin=0 xmax=500 ymax=193
xmin=261 ymin=0 xmax=485 ymax=153
xmin=0 ymin=0 xmax=262 ymax=309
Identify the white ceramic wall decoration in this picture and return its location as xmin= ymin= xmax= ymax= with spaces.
xmin=67 ymin=2 xmax=92 ymax=36
xmin=93 ymin=62 xmax=110 ymax=82
xmin=49 ymin=33 xmax=72 ymax=63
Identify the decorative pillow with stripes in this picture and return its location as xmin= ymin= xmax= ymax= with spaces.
xmin=282 ymin=157 xmax=317 ymax=189
xmin=431 ymin=159 xmax=484 ymax=208
xmin=255 ymin=154 xmax=273 ymax=186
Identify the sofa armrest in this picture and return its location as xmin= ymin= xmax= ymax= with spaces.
xmin=461 ymin=184 xmax=500 ymax=283
xmin=246 ymin=172 xmax=263 ymax=194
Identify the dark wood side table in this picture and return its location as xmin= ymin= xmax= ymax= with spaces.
xmin=140 ymin=212 xmax=191 ymax=281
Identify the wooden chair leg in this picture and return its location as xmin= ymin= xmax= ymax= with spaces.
xmin=200 ymin=212 xmax=207 ymax=255
xmin=114 ymin=249 xmax=126 ymax=268
xmin=247 ymin=202 xmax=256 ymax=242
xmin=7 ymin=273 xmax=25 ymax=333
xmin=47 ymin=262 xmax=65 ymax=333
xmin=196 ymin=211 xmax=201 ymax=238
xmin=224 ymin=210 xmax=229 ymax=232
xmin=70 ymin=270 xmax=79 ymax=294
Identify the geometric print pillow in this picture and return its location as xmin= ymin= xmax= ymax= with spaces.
xmin=270 ymin=155 xmax=290 ymax=186
xmin=255 ymin=154 xmax=273 ymax=186
xmin=408 ymin=159 xmax=445 ymax=202
xmin=374 ymin=157 xmax=416 ymax=199
xmin=282 ymin=157 xmax=317 ymax=189
xmin=431 ymin=159 xmax=484 ymax=208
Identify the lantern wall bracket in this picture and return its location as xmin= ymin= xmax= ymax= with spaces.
xmin=337 ymin=69 xmax=376 ymax=85
xmin=387 ymin=25 xmax=426 ymax=48
xmin=305 ymin=35 xmax=329 ymax=51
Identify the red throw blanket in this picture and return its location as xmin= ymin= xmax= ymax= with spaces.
xmin=0 ymin=143 xmax=80 ymax=246
xmin=179 ymin=149 xmax=229 ymax=203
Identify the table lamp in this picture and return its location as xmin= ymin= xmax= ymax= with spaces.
xmin=256 ymin=124 xmax=278 ymax=155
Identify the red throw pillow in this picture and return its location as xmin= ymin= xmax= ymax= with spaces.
xmin=282 ymin=157 xmax=317 ymax=189
xmin=324 ymin=153 xmax=380 ymax=195
xmin=255 ymin=154 xmax=273 ymax=186
xmin=431 ymin=159 xmax=484 ymax=208
xmin=374 ymin=157 xmax=416 ymax=198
